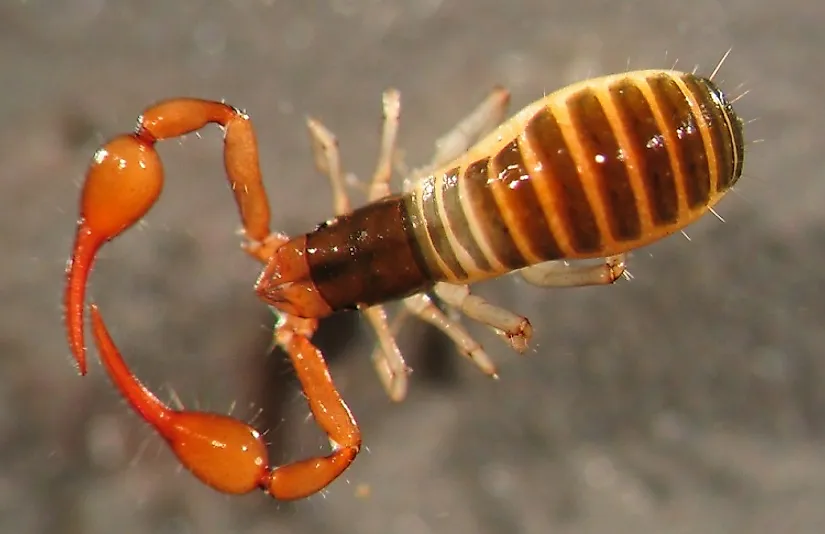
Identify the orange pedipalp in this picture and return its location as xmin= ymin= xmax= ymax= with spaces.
xmin=65 ymin=224 xmax=103 ymax=375
xmin=65 ymin=135 xmax=164 ymax=374
xmin=65 ymin=99 xmax=273 ymax=374
xmin=88 ymin=305 xmax=169 ymax=425
xmin=89 ymin=305 xmax=271 ymax=495
xmin=68 ymin=97 xmax=363 ymax=501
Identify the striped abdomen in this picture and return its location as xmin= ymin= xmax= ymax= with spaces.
xmin=301 ymin=69 xmax=745 ymax=312
xmin=404 ymin=69 xmax=745 ymax=284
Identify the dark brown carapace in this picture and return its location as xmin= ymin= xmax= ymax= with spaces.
xmin=64 ymin=69 xmax=744 ymax=500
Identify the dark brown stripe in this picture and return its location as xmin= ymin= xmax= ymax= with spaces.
xmin=401 ymin=194 xmax=442 ymax=279
xmin=649 ymin=74 xmax=711 ymax=209
xmin=462 ymin=157 xmax=527 ymax=270
xmin=608 ymin=78 xmax=680 ymax=226
xmin=306 ymin=195 xmax=431 ymax=310
xmin=421 ymin=177 xmax=468 ymax=279
xmin=689 ymin=76 xmax=741 ymax=192
xmin=726 ymin=91 xmax=745 ymax=186
xmin=526 ymin=107 xmax=602 ymax=254
xmin=681 ymin=75 xmax=732 ymax=195
xmin=489 ymin=139 xmax=563 ymax=261
xmin=566 ymin=88 xmax=641 ymax=241
xmin=440 ymin=167 xmax=493 ymax=272
xmin=706 ymin=75 xmax=745 ymax=188
xmin=729 ymin=109 xmax=745 ymax=187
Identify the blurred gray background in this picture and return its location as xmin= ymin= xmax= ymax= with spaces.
xmin=2 ymin=1 xmax=823 ymax=533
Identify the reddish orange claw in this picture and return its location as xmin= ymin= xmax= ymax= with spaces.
xmin=90 ymin=305 xmax=361 ymax=500
xmin=68 ymin=98 xmax=361 ymax=500
xmin=89 ymin=305 xmax=271 ymax=494
xmin=65 ymin=136 xmax=164 ymax=374
xmin=65 ymin=99 xmax=273 ymax=375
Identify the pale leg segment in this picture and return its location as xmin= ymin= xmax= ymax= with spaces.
xmin=398 ymin=88 xmax=534 ymax=370
xmin=401 ymin=293 xmax=499 ymax=378
xmin=367 ymin=89 xmax=401 ymax=201
xmin=398 ymin=86 xmax=512 ymax=192
xmin=309 ymin=87 xmax=527 ymax=398
xmin=307 ymin=117 xmax=351 ymax=215
xmin=431 ymin=255 xmax=628 ymax=352
xmin=519 ymin=255 xmax=627 ymax=287
xmin=360 ymin=88 xmax=515 ymax=396
xmin=307 ymin=91 xmax=411 ymax=401
xmin=368 ymin=87 xmax=514 ymax=389
xmin=420 ymin=88 xmax=534 ymax=354
xmin=430 ymin=86 xmax=511 ymax=168
xmin=432 ymin=282 xmax=533 ymax=353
